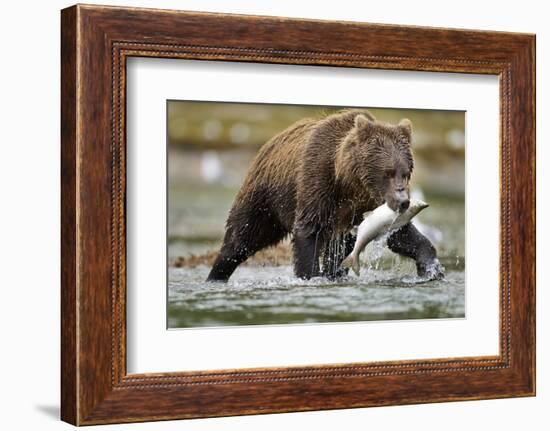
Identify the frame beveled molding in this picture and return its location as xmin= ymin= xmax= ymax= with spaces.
xmin=61 ymin=4 xmax=535 ymax=425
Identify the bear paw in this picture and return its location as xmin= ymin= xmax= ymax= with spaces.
xmin=417 ymin=258 xmax=445 ymax=281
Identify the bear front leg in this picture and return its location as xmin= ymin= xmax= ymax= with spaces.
xmin=387 ymin=222 xmax=444 ymax=280
xmin=292 ymin=229 xmax=324 ymax=279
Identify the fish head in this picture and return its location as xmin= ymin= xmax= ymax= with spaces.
xmin=407 ymin=199 xmax=429 ymax=216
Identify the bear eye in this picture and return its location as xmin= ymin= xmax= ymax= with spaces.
xmin=385 ymin=169 xmax=395 ymax=178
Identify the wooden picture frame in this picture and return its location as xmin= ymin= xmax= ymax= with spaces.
xmin=61 ymin=4 xmax=535 ymax=425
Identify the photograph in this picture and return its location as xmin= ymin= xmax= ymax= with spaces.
xmin=167 ymin=101 xmax=466 ymax=328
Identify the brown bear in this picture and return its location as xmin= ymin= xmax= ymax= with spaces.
xmin=207 ymin=109 xmax=444 ymax=281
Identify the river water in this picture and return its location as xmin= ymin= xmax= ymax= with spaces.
xmin=168 ymin=257 xmax=465 ymax=328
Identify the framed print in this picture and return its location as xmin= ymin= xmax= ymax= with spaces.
xmin=61 ymin=4 xmax=535 ymax=425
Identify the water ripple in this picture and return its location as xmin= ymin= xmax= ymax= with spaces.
xmin=168 ymin=264 xmax=465 ymax=328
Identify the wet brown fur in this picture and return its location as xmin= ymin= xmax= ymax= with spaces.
xmin=207 ymin=109 xmax=416 ymax=281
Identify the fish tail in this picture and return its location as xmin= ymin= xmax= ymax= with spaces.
xmin=341 ymin=254 xmax=360 ymax=276
xmin=351 ymin=257 xmax=360 ymax=276
xmin=341 ymin=255 xmax=352 ymax=269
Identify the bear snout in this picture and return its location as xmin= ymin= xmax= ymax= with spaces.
xmin=399 ymin=199 xmax=410 ymax=212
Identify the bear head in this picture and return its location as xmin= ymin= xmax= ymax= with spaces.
xmin=336 ymin=114 xmax=414 ymax=213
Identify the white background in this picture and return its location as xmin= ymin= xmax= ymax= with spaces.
xmin=127 ymin=59 xmax=499 ymax=373
xmin=0 ymin=0 xmax=546 ymax=430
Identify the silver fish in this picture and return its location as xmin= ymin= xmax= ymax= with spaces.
xmin=341 ymin=199 xmax=429 ymax=276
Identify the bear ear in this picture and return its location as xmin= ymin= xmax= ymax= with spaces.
xmin=354 ymin=114 xmax=372 ymax=130
xmin=398 ymin=118 xmax=413 ymax=136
